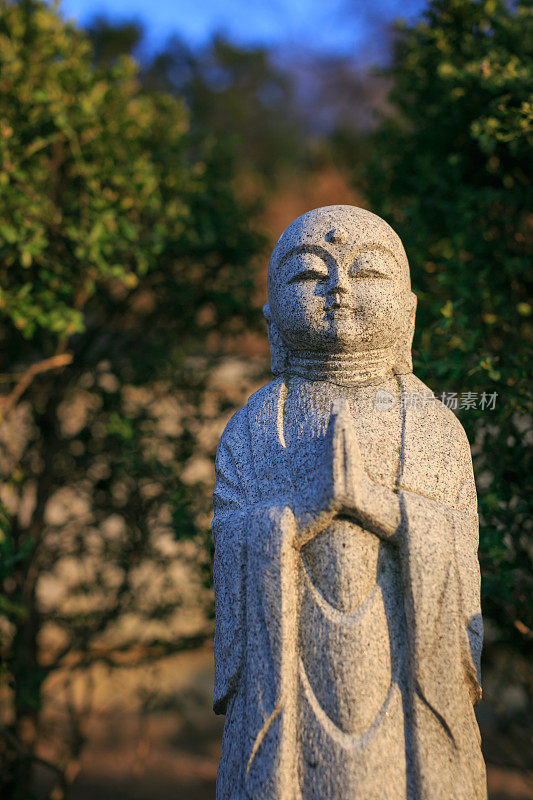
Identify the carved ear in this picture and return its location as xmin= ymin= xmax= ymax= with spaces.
xmin=393 ymin=292 xmax=417 ymax=375
xmin=263 ymin=303 xmax=289 ymax=375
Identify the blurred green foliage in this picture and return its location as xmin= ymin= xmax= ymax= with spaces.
xmin=0 ymin=0 xmax=259 ymax=347
xmin=143 ymin=36 xmax=308 ymax=183
xmin=0 ymin=1 xmax=261 ymax=795
xmin=361 ymin=0 xmax=532 ymax=648
xmin=86 ymin=18 xmax=311 ymax=188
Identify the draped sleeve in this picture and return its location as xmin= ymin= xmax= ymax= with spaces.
xmin=398 ymin=384 xmax=483 ymax=703
xmin=212 ymin=407 xmax=255 ymax=714
xmin=448 ymin=411 xmax=483 ymax=690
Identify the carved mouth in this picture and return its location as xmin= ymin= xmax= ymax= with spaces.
xmin=325 ymin=306 xmax=355 ymax=315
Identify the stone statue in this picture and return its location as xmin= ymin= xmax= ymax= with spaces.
xmin=212 ymin=206 xmax=486 ymax=799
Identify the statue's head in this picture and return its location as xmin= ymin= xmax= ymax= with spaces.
xmin=264 ymin=205 xmax=417 ymax=375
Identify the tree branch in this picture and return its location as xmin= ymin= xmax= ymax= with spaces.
xmin=45 ymin=631 xmax=213 ymax=671
xmin=0 ymin=354 xmax=73 ymax=418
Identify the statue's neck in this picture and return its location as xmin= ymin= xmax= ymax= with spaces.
xmin=284 ymin=347 xmax=397 ymax=387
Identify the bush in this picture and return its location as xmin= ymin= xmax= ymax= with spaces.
xmin=0 ymin=2 xmax=261 ymax=796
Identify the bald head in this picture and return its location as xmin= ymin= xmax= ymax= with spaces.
xmin=268 ymin=205 xmax=411 ymax=297
xmin=265 ymin=205 xmax=416 ymax=357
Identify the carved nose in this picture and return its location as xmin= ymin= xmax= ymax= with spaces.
xmin=326 ymin=286 xmax=347 ymax=309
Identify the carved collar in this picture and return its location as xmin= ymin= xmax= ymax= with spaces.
xmin=284 ymin=347 xmax=399 ymax=387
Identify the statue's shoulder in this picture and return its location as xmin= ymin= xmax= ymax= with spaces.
xmin=246 ymin=376 xmax=284 ymax=414
xmin=405 ymin=373 xmax=471 ymax=455
xmin=218 ymin=377 xmax=283 ymax=449
xmin=218 ymin=405 xmax=248 ymax=448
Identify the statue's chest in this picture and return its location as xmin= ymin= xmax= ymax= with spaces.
xmin=283 ymin=380 xmax=402 ymax=609
xmin=283 ymin=379 xmax=402 ymax=490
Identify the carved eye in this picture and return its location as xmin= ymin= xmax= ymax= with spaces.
xmin=348 ymin=251 xmax=392 ymax=280
xmin=288 ymin=269 xmax=328 ymax=284
xmin=285 ymin=252 xmax=329 ymax=284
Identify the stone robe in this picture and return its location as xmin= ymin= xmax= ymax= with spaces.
xmin=212 ymin=373 xmax=486 ymax=800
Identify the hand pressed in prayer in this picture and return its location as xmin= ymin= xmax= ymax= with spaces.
xmin=294 ymin=400 xmax=402 ymax=548
xmin=328 ymin=400 xmax=403 ymax=544
xmin=328 ymin=399 xmax=371 ymax=515
xmin=293 ymin=400 xmax=373 ymax=547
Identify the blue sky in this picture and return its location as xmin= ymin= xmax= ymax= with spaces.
xmin=59 ymin=0 xmax=426 ymax=59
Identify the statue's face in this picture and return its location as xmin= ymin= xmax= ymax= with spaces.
xmin=269 ymin=236 xmax=414 ymax=353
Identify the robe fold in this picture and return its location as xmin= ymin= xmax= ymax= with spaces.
xmin=212 ymin=375 xmax=486 ymax=800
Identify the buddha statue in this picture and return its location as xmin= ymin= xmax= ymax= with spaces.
xmin=212 ymin=205 xmax=486 ymax=799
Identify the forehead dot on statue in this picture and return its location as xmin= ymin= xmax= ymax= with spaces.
xmin=325 ymin=227 xmax=349 ymax=245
